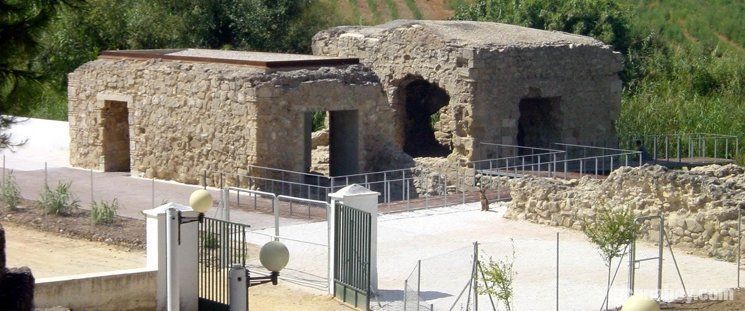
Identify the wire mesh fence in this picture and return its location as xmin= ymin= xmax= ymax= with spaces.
xmin=394 ymin=229 xmax=740 ymax=311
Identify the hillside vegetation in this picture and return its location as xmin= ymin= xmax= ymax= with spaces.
xmin=10 ymin=0 xmax=745 ymax=163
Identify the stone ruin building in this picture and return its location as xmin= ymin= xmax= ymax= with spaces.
xmin=313 ymin=20 xmax=623 ymax=163
xmin=68 ymin=20 xmax=623 ymax=183
xmin=68 ymin=49 xmax=400 ymax=181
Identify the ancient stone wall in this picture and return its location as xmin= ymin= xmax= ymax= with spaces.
xmin=313 ymin=20 xmax=623 ymax=164
xmin=314 ymin=22 xmax=476 ymax=162
xmin=472 ymin=45 xmax=622 ymax=153
xmin=506 ymin=165 xmax=745 ymax=261
xmin=68 ymin=58 xmax=398 ymax=183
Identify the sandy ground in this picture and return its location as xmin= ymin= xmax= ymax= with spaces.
xmin=2 ymin=222 xmax=145 ymax=278
xmin=255 ymin=203 xmax=739 ymax=310
xmin=249 ymin=282 xmax=353 ymax=310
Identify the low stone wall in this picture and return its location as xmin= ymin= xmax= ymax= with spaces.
xmin=35 ymin=268 xmax=157 ymax=310
xmin=506 ymin=164 xmax=745 ymax=261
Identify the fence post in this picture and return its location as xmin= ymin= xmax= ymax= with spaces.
xmin=151 ymin=177 xmax=155 ymax=208
xmin=404 ymin=280 xmax=408 ymax=311
xmin=2 ymin=154 xmax=5 ymax=186
xmin=90 ymin=169 xmax=94 ymax=204
xmin=473 ymin=241 xmax=479 ymax=311
xmin=738 ymin=207 xmax=742 ymax=288
xmin=44 ymin=162 xmax=48 ymax=188
xmin=417 ymin=259 xmax=422 ymax=309
xmin=230 ymin=265 xmax=248 ymax=310
xmin=556 ymin=232 xmax=559 ymax=311
xmin=166 ymin=208 xmax=179 ymax=311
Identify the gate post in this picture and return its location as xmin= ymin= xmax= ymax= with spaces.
xmin=329 ymin=184 xmax=380 ymax=294
xmin=143 ymin=203 xmax=199 ymax=311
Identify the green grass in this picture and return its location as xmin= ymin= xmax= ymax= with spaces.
xmin=385 ymin=0 xmax=399 ymax=19
xmin=366 ymin=0 xmax=382 ymax=24
xmin=348 ymin=0 xmax=364 ymax=24
xmin=617 ymin=0 xmax=745 ymax=164
xmin=404 ymin=0 xmax=423 ymax=19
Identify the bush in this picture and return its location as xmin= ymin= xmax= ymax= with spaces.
xmin=479 ymin=244 xmax=516 ymax=311
xmin=90 ymin=198 xmax=118 ymax=225
xmin=582 ymin=207 xmax=639 ymax=265
xmin=582 ymin=206 xmax=640 ymax=309
xmin=38 ymin=181 xmax=80 ymax=216
xmin=203 ymin=232 xmax=220 ymax=250
xmin=0 ymin=172 xmax=22 ymax=210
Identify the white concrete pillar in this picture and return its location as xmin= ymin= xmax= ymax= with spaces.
xmin=329 ymin=184 xmax=380 ymax=293
xmin=143 ymin=203 xmax=199 ymax=311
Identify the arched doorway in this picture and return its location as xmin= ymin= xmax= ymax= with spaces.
xmin=399 ymin=79 xmax=451 ymax=158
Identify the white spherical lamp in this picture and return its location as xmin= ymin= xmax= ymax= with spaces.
xmin=189 ymin=189 xmax=213 ymax=214
xmin=260 ymin=240 xmax=289 ymax=273
xmin=622 ymin=295 xmax=660 ymax=311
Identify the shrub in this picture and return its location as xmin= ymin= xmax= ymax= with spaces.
xmin=0 ymin=172 xmax=22 ymax=210
xmin=38 ymin=181 xmax=80 ymax=216
xmin=582 ymin=206 xmax=640 ymax=309
xmin=582 ymin=207 xmax=640 ymax=265
xmin=203 ymin=232 xmax=220 ymax=250
xmin=479 ymin=242 xmax=516 ymax=311
xmin=90 ymin=198 xmax=118 ymax=225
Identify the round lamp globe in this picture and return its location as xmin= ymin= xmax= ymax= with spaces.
xmin=189 ymin=189 xmax=213 ymax=214
xmin=622 ymin=295 xmax=660 ymax=311
xmin=260 ymin=240 xmax=289 ymax=273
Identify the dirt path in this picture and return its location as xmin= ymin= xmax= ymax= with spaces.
xmin=714 ymin=32 xmax=744 ymax=52
xmin=249 ymin=283 xmax=353 ymax=310
xmin=2 ymin=222 xmax=146 ymax=278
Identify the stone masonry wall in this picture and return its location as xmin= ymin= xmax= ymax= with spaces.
xmin=68 ymin=58 xmax=398 ymax=184
xmin=506 ymin=165 xmax=745 ymax=261
xmin=314 ymin=22 xmax=478 ymax=162
xmin=313 ymin=20 xmax=623 ymax=163
xmin=472 ymin=45 xmax=622 ymax=154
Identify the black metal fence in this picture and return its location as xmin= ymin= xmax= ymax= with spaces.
xmin=198 ymin=217 xmax=250 ymax=310
xmin=334 ymin=202 xmax=371 ymax=309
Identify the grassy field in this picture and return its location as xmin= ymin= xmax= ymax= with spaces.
xmin=620 ymin=0 xmax=744 ymax=163
xmin=324 ymin=0 xmax=455 ymax=24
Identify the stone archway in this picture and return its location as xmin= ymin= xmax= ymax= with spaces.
xmin=397 ymin=78 xmax=452 ymax=158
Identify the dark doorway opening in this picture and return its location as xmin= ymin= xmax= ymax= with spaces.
xmin=329 ymin=110 xmax=359 ymax=176
xmin=303 ymin=110 xmax=359 ymax=176
xmin=401 ymin=79 xmax=451 ymax=157
xmin=517 ymin=97 xmax=562 ymax=151
xmin=101 ymin=100 xmax=130 ymax=172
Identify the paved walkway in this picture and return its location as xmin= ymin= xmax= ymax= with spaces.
xmin=0 ymin=118 xmax=312 ymax=229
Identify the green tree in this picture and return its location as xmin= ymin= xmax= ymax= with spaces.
xmin=29 ymin=0 xmax=338 ymax=120
xmin=0 ymin=0 xmax=80 ymax=145
xmin=453 ymin=0 xmax=633 ymax=53
xmin=582 ymin=207 xmax=639 ymax=310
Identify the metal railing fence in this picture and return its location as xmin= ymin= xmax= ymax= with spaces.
xmin=552 ymin=143 xmax=643 ymax=179
xmin=620 ymin=133 xmax=739 ymax=163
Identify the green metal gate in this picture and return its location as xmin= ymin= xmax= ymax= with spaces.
xmin=198 ymin=217 xmax=249 ymax=311
xmin=334 ymin=202 xmax=372 ymax=310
